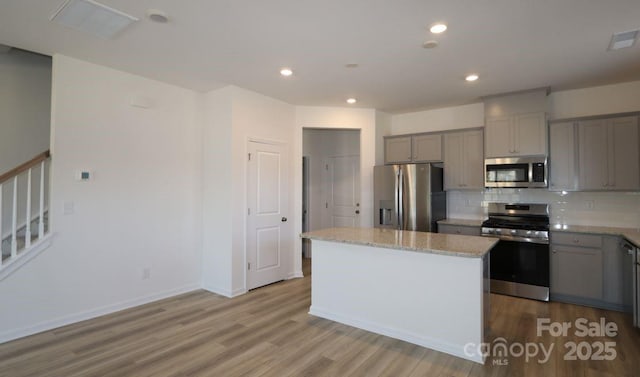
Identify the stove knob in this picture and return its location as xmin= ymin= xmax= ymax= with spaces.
xmin=510 ymin=230 xmax=517 ymax=235
xmin=526 ymin=230 xmax=532 ymax=235
xmin=495 ymin=229 xmax=502 ymax=234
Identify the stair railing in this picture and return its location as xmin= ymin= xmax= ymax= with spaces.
xmin=0 ymin=150 xmax=51 ymax=268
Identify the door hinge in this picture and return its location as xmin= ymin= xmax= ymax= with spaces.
xmin=248 ymin=153 xmax=251 ymax=161
xmin=248 ymin=208 xmax=251 ymax=215
xmin=247 ymin=262 xmax=251 ymax=270
xmin=325 ymin=164 xmax=329 ymax=170
xmin=326 ymin=202 xmax=328 ymax=209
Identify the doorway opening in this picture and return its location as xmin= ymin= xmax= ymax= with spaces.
xmin=302 ymin=129 xmax=361 ymax=259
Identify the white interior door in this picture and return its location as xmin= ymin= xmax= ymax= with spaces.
xmin=327 ymin=155 xmax=360 ymax=228
xmin=247 ymin=141 xmax=289 ymax=290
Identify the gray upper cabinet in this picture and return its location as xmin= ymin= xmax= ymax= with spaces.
xmin=549 ymin=115 xmax=640 ymax=192
xmin=384 ymin=136 xmax=412 ymax=164
xmin=385 ymin=134 xmax=443 ymax=164
xmin=549 ymin=122 xmax=577 ymax=191
xmin=444 ymin=130 xmax=484 ymax=190
xmin=578 ymin=116 xmax=639 ymax=191
xmin=412 ymin=134 xmax=442 ymax=162
xmin=485 ymin=112 xmax=547 ymax=158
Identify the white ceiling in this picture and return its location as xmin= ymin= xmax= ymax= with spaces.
xmin=1 ymin=0 xmax=639 ymax=113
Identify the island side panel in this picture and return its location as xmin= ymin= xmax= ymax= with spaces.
xmin=309 ymin=239 xmax=486 ymax=364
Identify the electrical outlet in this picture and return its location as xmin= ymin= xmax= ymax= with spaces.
xmin=142 ymin=268 xmax=151 ymax=280
xmin=63 ymin=201 xmax=74 ymax=215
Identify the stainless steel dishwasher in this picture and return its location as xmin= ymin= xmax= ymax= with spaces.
xmin=635 ymin=244 xmax=639 ymax=328
xmin=625 ymin=240 xmax=640 ymax=328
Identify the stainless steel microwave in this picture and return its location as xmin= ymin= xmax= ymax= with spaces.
xmin=484 ymin=157 xmax=547 ymax=188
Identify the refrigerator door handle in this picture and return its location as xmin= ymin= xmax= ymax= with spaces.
xmin=397 ymin=168 xmax=403 ymax=230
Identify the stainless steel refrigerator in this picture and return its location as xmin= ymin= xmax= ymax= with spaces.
xmin=374 ymin=164 xmax=446 ymax=232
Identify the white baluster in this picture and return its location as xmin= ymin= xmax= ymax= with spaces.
xmin=0 ymin=183 xmax=3 ymax=267
xmin=25 ymin=168 xmax=32 ymax=248
xmin=39 ymin=160 xmax=45 ymax=239
xmin=11 ymin=176 xmax=18 ymax=258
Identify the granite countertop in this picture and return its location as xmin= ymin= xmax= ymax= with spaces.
xmin=437 ymin=219 xmax=484 ymax=227
xmin=300 ymin=227 xmax=497 ymax=258
xmin=551 ymin=224 xmax=640 ymax=248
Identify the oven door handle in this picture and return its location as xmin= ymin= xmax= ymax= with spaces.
xmin=480 ymin=233 xmax=550 ymax=245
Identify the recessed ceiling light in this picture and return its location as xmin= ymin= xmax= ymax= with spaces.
xmin=430 ymin=23 xmax=447 ymax=34
xmin=147 ymin=9 xmax=169 ymax=23
xmin=423 ymin=40 xmax=439 ymax=49
xmin=608 ymin=29 xmax=639 ymax=50
xmin=346 ymin=98 xmax=357 ymax=104
xmin=465 ymin=74 xmax=479 ymax=82
xmin=50 ymin=0 xmax=138 ymax=39
xmin=280 ymin=68 xmax=293 ymax=77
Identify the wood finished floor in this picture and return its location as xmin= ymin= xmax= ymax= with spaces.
xmin=2 ymin=258 xmax=639 ymax=377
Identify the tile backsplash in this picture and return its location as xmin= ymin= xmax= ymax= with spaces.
xmin=447 ymin=189 xmax=640 ymax=229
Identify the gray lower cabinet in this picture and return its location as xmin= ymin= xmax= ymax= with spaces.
xmin=602 ymin=236 xmax=634 ymax=310
xmin=438 ymin=224 xmax=481 ymax=236
xmin=550 ymin=232 xmax=633 ymax=311
xmin=551 ymin=243 xmax=603 ymax=300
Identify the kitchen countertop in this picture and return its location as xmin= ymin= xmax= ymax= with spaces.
xmin=301 ymin=227 xmax=497 ymax=258
xmin=437 ymin=219 xmax=484 ymax=227
xmin=551 ymin=224 xmax=640 ymax=248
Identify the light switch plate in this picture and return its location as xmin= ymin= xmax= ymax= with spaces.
xmin=75 ymin=170 xmax=92 ymax=181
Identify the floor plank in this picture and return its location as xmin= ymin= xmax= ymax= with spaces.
xmin=1 ymin=258 xmax=639 ymax=376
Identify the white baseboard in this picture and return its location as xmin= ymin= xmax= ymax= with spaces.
xmin=287 ymin=270 xmax=304 ymax=279
xmin=308 ymin=306 xmax=484 ymax=364
xmin=0 ymin=283 xmax=200 ymax=344
xmin=202 ymin=284 xmax=246 ymax=298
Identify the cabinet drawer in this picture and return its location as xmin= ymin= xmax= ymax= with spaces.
xmin=438 ymin=224 xmax=481 ymax=236
xmin=551 ymin=232 xmax=602 ymax=248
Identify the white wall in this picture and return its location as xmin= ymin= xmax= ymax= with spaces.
xmin=0 ymin=55 xmax=203 ymax=342
xmin=548 ymin=80 xmax=640 ymax=120
xmin=375 ymin=111 xmax=392 ymax=165
xmin=303 ymin=129 xmax=360 ymax=231
xmin=201 ymin=87 xmax=233 ymax=296
xmin=0 ymin=49 xmax=52 ymax=243
xmin=0 ymin=48 xmax=51 ymax=174
xmin=201 ymin=86 xmax=296 ymax=297
xmin=391 ymin=103 xmax=484 ymax=135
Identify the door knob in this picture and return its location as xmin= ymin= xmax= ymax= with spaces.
xmin=281 ymin=217 xmax=288 ymax=222
xmin=355 ymin=210 xmax=360 ymax=214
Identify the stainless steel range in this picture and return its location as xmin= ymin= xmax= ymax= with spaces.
xmin=481 ymin=203 xmax=550 ymax=301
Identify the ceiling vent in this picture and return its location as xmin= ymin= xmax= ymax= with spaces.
xmin=608 ymin=29 xmax=639 ymax=51
xmin=50 ymin=0 xmax=138 ymax=39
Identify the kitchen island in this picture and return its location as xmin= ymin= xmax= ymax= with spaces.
xmin=301 ymin=227 xmax=498 ymax=364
